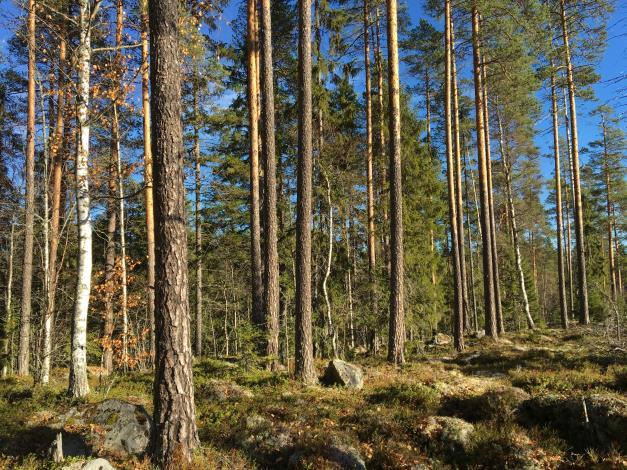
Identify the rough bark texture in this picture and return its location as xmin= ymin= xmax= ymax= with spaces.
xmin=560 ymin=0 xmax=589 ymax=324
xmin=248 ymin=0 xmax=264 ymax=329
xmin=149 ymin=0 xmax=199 ymax=464
xmin=364 ymin=0 xmax=376 ymax=278
xmin=260 ymin=0 xmax=280 ymax=368
xmin=69 ymin=0 xmax=95 ymax=398
xmin=471 ymin=5 xmax=497 ymax=338
xmin=386 ymin=0 xmax=405 ymax=365
xmin=551 ymin=70 xmax=569 ymax=328
xmin=41 ymin=35 xmax=66 ymax=384
xmin=480 ymin=55 xmax=503 ymax=334
xmin=450 ymin=16 xmax=469 ymax=334
xmin=141 ymin=0 xmax=156 ymax=363
xmin=445 ymin=0 xmax=464 ymax=352
xmin=17 ymin=0 xmax=36 ymax=377
xmin=193 ymin=70 xmax=203 ymax=357
xmin=103 ymin=153 xmax=117 ymax=375
xmin=295 ymin=0 xmax=316 ymax=384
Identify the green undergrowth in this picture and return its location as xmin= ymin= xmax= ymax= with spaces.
xmin=0 ymin=326 xmax=625 ymax=469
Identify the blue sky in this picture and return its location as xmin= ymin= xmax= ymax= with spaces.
xmin=0 ymin=0 xmax=624 ymax=196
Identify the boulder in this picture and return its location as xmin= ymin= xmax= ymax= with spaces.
xmin=63 ymin=458 xmax=116 ymax=470
xmin=414 ymin=416 xmax=475 ymax=452
xmin=288 ymin=442 xmax=366 ymax=470
xmin=321 ymin=360 xmax=364 ymax=390
xmin=519 ymin=393 xmax=627 ymax=453
xmin=199 ymin=379 xmax=253 ymax=402
xmin=238 ymin=414 xmax=295 ymax=465
xmin=433 ymin=333 xmax=452 ymax=345
xmin=89 ymin=399 xmax=151 ymax=456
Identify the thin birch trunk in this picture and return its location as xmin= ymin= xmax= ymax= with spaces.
xmin=1 ymin=223 xmax=15 ymax=377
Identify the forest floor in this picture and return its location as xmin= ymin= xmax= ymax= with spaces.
xmin=0 ymin=326 xmax=626 ymax=469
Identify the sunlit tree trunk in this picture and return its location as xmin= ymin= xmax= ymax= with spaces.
xmin=551 ymin=69 xmax=569 ymax=328
xmin=463 ymin=148 xmax=479 ymax=332
xmin=1 ymin=223 xmax=15 ymax=377
xmin=601 ymin=117 xmax=617 ymax=302
xmin=295 ymin=0 xmax=316 ymax=383
xmin=193 ymin=68 xmax=203 ymax=357
xmin=141 ymin=0 xmax=156 ymax=363
xmin=260 ymin=0 xmax=280 ymax=369
xmin=248 ymin=0 xmax=263 ymax=329
xmin=17 ymin=0 xmax=36 ymax=377
xmin=560 ymin=0 xmax=589 ymax=324
xmin=321 ymin=171 xmax=337 ymax=357
xmin=41 ymin=34 xmax=66 ymax=384
xmin=149 ymin=0 xmax=198 ymax=461
xmin=445 ymin=0 xmax=464 ymax=351
xmin=471 ymin=4 xmax=497 ymax=338
xmin=69 ymin=0 xmax=99 ymax=398
xmin=386 ymin=0 xmax=405 ymax=364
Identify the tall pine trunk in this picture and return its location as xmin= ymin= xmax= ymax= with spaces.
xmin=149 ymin=0 xmax=198 ymax=462
xmin=295 ymin=0 xmax=316 ymax=383
xmin=248 ymin=0 xmax=264 ymax=329
xmin=560 ymin=0 xmax=589 ymax=324
xmin=601 ymin=117 xmax=616 ymax=302
xmin=445 ymin=0 xmax=464 ymax=352
xmin=193 ymin=68 xmax=203 ymax=357
xmin=551 ymin=69 xmax=569 ymax=328
xmin=41 ymin=34 xmax=66 ymax=383
xmin=17 ymin=0 xmax=36 ymax=377
xmin=260 ymin=0 xmax=280 ymax=368
xmin=471 ymin=4 xmax=497 ymax=338
xmin=386 ymin=0 xmax=405 ymax=364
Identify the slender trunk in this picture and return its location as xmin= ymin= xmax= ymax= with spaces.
xmin=149 ymin=0 xmax=198 ymax=461
xmin=445 ymin=0 xmax=464 ymax=352
xmin=601 ymin=119 xmax=616 ymax=301
xmin=450 ymin=14 xmax=469 ymax=333
xmin=386 ymin=0 xmax=405 ymax=364
xmin=463 ymin=148 xmax=479 ymax=332
xmin=260 ymin=0 xmax=280 ymax=369
xmin=471 ymin=5 xmax=497 ymax=338
xmin=295 ymin=0 xmax=316 ymax=383
xmin=425 ymin=69 xmax=431 ymax=148
xmin=69 ymin=0 xmax=97 ymax=398
xmin=141 ymin=0 xmax=156 ymax=364
xmin=193 ymin=68 xmax=203 ymax=357
xmin=364 ymin=0 xmax=377 ymax=330
xmin=560 ymin=0 xmax=589 ymax=324
xmin=612 ymin=206 xmax=622 ymax=296
xmin=496 ymin=108 xmax=535 ymax=330
xmin=17 ymin=0 xmax=36 ymax=376
xmin=103 ymin=156 xmax=117 ymax=374
xmin=1 ymin=223 xmax=15 ymax=377
xmin=562 ymin=107 xmax=575 ymax=318
xmin=551 ymin=69 xmax=569 ymax=328
xmin=345 ymin=217 xmax=355 ymax=349
xmin=321 ymin=171 xmax=337 ymax=357
xmin=480 ymin=52 xmax=503 ymax=334
xmin=247 ymin=0 xmax=263 ymax=328
xmin=41 ymin=36 xmax=66 ymax=384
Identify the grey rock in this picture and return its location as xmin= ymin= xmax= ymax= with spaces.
xmin=321 ymin=359 xmax=364 ymax=390
xmin=416 ymin=416 xmax=475 ymax=452
xmin=239 ymin=414 xmax=295 ymax=464
xmin=90 ymin=399 xmax=151 ymax=456
xmin=288 ymin=443 xmax=366 ymax=470
xmin=81 ymin=458 xmax=116 ymax=470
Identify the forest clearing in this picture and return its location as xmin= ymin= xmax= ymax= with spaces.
xmin=0 ymin=0 xmax=624 ymax=466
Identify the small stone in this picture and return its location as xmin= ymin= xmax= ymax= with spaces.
xmin=321 ymin=360 xmax=364 ymax=390
xmin=81 ymin=458 xmax=116 ymax=470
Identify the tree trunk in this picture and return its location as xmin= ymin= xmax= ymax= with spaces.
xmin=149 ymin=0 xmax=198 ymax=462
xmin=551 ymin=69 xmax=569 ymax=328
xmin=601 ymin=118 xmax=616 ymax=302
xmin=480 ymin=52 xmax=503 ymax=334
xmin=450 ymin=13 xmax=469 ymax=333
xmin=321 ymin=170 xmax=337 ymax=358
xmin=141 ymin=0 xmax=156 ymax=364
xmin=560 ymin=0 xmax=589 ymax=324
xmin=103 ymin=150 xmax=117 ymax=375
xmin=295 ymin=0 xmax=316 ymax=383
xmin=445 ymin=0 xmax=464 ymax=352
xmin=386 ymin=0 xmax=405 ymax=364
xmin=259 ymin=0 xmax=280 ymax=369
xmin=69 ymin=0 xmax=97 ymax=398
xmin=463 ymin=148 xmax=479 ymax=332
xmin=41 ymin=35 xmax=66 ymax=384
xmin=471 ymin=4 xmax=497 ymax=338
xmin=496 ymin=107 xmax=535 ymax=330
xmin=17 ymin=0 xmax=36 ymax=377
xmin=1 ymin=223 xmax=15 ymax=377
xmin=193 ymin=68 xmax=203 ymax=357
xmin=248 ymin=0 xmax=264 ymax=329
